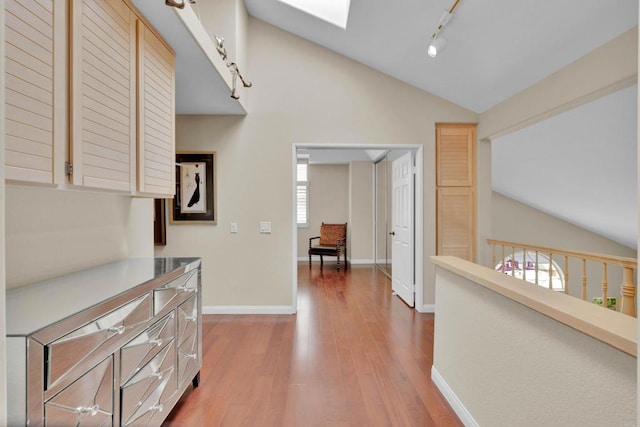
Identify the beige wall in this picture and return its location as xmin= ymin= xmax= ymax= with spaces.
xmin=479 ymin=28 xmax=638 ymax=141
xmin=348 ymin=161 xmax=373 ymax=262
xmin=156 ymin=18 xmax=478 ymax=309
xmin=433 ymin=266 xmax=636 ymax=426
xmin=5 ymin=187 xmax=154 ymax=288
xmin=297 ymin=164 xmax=349 ymax=259
xmin=492 ymin=192 xmax=637 ymax=302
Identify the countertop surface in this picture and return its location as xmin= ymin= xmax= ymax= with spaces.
xmin=6 ymin=257 xmax=200 ymax=337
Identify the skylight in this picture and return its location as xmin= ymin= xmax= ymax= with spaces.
xmin=277 ymin=0 xmax=351 ymax=29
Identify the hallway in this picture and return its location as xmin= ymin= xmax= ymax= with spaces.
xmin=164 ymin=264 xmax=461 ymax=426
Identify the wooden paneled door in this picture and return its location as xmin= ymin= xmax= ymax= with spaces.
xmin=5 ymin=0 xmax=63 ymax=183
xmin=70 ymin=0 xmax=136 ymax=191
xmin=436 ymin=123 xmax=477 ymax=262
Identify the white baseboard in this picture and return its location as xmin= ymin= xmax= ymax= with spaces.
xmin=348 ymin=259 xmax=374 ymax=265
xmin=203 ymin=306 xmax=296 ymax=315
xmin=297 ymin=257 xmax=373 ymax=265
xmin=431 ymin=366 xmax=478 ymax=427
xmin=417 ymin=304 xmax=435 ymax=313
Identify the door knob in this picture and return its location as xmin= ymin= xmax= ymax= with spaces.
xmin=389 ymin=231 xmax=395 ymax=236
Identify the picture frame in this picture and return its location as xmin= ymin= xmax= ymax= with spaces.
xmin=170 ymin=151 xmax=217 ymax=224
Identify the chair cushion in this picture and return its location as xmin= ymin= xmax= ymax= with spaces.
xmin=319 ymin=224 xmax=346 ymax=246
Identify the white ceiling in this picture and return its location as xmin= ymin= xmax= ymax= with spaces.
xmin=244 ymin=0 xmax=638 ymax=113
xmin=493 ymin=85 xmax=638 ymax=249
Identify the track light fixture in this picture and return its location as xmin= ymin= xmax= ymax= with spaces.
xmin=427 ymin=0 xmax=462 ymax=58
xmin=165 ymin=0 xmax=185 ymax=8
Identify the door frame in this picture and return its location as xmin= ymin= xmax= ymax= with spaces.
xmin=291 ymin=143 xmax=424 ymax=313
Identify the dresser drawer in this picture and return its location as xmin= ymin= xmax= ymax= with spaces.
xmin=45 ymin=356 xmax=113 ymax=426
xmin=46 ymin=294 xmax=151 ymax=390
xmin=154 ymin=269 xmax=198 ymax=315
xmin=177 ymin=294 xmax=199 ymax=388
xmin=120 ymin=312 xmax=175 ymax=385
xmin=120 ymin=341 xmax=177 ymax=426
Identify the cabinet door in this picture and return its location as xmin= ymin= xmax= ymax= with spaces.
xmin=436 ymin=124 xmax=476 ymax=187
xmin=70 ymin=0 xmax=136 ymax=191
xmin=5 ymin=0 xmax=62 ymax=183
xmin=437 ymin=187 xmax=475 ymax=261
xmin=137 ymin=22 xmax=176 ymax=196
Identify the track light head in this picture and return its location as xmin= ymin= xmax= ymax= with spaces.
xmin=165 ymin=0 xmax=185 ymax=9
xmin=427 ymin=37 xmax=447 ymax=58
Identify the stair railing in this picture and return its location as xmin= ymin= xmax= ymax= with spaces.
xmin=487 ymin=238 xmax=637 ymax=317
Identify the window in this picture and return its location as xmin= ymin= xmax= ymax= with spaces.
xmin=495 ymin=251 xmax=565 ymax=291
xmin=297 ymin=161 xmax=309 ymax=227
xmin=277 ymin=0 xmax=351 ymax=29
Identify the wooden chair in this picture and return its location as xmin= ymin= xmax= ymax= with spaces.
xmin=308 ymin=223 xmax=347 ymax=270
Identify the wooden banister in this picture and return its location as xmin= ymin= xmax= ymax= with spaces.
xmin=486 ymin=238 xmax=637 ymax=317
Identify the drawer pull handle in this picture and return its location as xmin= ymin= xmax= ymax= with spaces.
xmin=185 ymin=316 xmax=196 ymax=323
xmin=149 ymin=404 xmax=164 ymax=413
xmin=75 ymin=405 xmax=99 ymax=416
xmin=151 ymin=371 xmax=163 ymax=381
xmin=185 ymin=352 xmax=197 ymax=360
xmin=108 ymin=325 xmax=125 ymax=335
xmin=177 ymin=285 xmax=196 ymax=293
xmin=148 ymin=338 xmax=163 ymax=347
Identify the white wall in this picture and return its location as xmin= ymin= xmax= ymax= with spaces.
xmin=156 ymin=18 xmax=478 ymax=310
xmin=348 ymin=161 xmax=373 ymax=262
xmin=492 ymin=192 xmax=637 ymax=302
xmin=297 ymin=164 xmax=349 ymax=259
xmin=433 ymin=266 xmax=636 ymax=426
xmin=5 ymin=187 xmax=154 ymax=288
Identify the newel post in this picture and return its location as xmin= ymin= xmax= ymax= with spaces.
xmin=620 ymin=266 xmax=636 ymax=317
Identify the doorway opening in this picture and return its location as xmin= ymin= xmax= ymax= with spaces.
xmin=291 ymin=144 xmax=423 ymax=311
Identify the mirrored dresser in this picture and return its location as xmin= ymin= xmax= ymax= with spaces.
xmin=6 ymin=257 xmax=202 ymax=426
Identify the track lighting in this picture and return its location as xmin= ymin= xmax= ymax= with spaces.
xmin=427 ymin=37 xmax=447 ymax=58
xmin=426 ymin=0 xmax=461 ymax=59
xmin=165 ymin=0 xmax=185 ymax=9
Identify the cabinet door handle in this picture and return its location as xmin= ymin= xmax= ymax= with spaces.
xmin=148 ymin=338 xmax=163 ymax=347
xmin=75 ymin=405 xmax=99 ymax=416
xmin=108 ymin=325 xmax=125 ymax=335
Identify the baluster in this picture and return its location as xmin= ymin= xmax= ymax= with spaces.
xmin=501 ymin=245 xmax=505 ymax=273
xmin=511 ymin=246 xmax=516 ymax=277
xmin=581 ymin=259 xmax=587 ymax=301
xmin=492 ymin=244 xmax=496 ymax=270
xmin=564 ymin=256 xmax=569 ymax=295
xmin=535 ymin=251 xmax=539 ymax=286
xmin=523 ymin=248 xmax=527 ymax=283
xmin=548 ymin=253 xmax=553 ymax=289
xmin=620 ymin=266 xmax=636 ymax=317
xmin=601 ymin=263 xmax=608 ymax=309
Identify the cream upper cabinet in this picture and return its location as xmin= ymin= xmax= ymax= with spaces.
xmin=4 ymin=0 xmax=63 ymax=184
xmin=137 ymin=21 xmax=176 ymax=196
xmin=70 ymin=0 xmax=136 ymax=191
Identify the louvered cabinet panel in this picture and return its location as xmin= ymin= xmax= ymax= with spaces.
xmin=436 ymin=124 xmax=476 ymax=187
xmin=137 ymin=22 xmax=175 ymax=196
xmin=437 ymin=187 xmax=475 ymax=262
xmin=4 ymin=0 xmax=58 ymax=183
xmin=71 ymin=0 xmax=135 ymax=191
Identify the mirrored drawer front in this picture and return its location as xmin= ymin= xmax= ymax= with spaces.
xmin=46 ymin=294 xmax=152 ymax=390
xmin=177 ymin=294 xmax=198 ymax=388
xmin=120 ymin=312 xmax=175 ymax=385
xmin=45 ymin=356 xmax=113 ymax=427
xmin=121 ymin=341 xmax=177 ymax=426
xmin=153 ymin=269 xmax=198 ymax=315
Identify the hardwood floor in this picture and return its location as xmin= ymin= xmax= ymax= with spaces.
xmin=163 ymin=264 xmax=462 ymax=426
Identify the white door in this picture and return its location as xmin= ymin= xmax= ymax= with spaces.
xmin=391 ymin=152 xmax=415 ymax=307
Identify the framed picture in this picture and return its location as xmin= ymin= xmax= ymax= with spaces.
xmin=171 ymin=151 xmax=216 ymax=223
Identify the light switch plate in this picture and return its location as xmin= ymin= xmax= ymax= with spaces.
xmin=259 ymin=221 xmax=271 ymax=234
xmin=230 ymin=222 xmax=238 ymax=233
